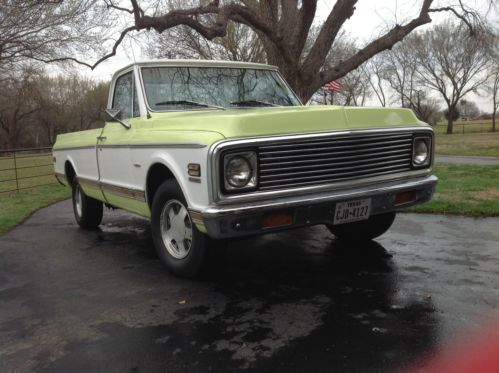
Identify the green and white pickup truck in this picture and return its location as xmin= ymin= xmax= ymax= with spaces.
xmin=53 ymin=59 xmax=437 ymax=277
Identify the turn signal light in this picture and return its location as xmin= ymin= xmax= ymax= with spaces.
xmin=188 ymin=163 xmax=201 ymax=177
xmin=262 ymin=211 xmax=294 ymax=228
xmin=395 ymin=191 xmax=417 ymax=206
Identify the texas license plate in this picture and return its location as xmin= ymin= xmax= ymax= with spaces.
xmin=333 ymin=198 xmax=371 ymax=225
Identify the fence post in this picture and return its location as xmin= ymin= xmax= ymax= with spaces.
xmin=13 ymin=151 xmax=19 ymax=192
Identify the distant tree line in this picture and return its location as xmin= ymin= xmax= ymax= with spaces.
xmin=0 ymin=68 xmax=108 ymax=150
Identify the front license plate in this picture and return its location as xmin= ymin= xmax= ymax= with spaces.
xmin=333 ymin=198 xmax=371 ymax=225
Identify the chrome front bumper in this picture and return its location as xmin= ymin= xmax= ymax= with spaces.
xmin=195 ymin=175 xmax=438 ymax=239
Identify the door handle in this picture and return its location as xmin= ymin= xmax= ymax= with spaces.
xmin=97 ymin=136 xmax=107 ymax=140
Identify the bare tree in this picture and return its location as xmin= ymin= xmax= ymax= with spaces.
xmin=68 ymin=0 xmax=491 ymax=103
xmin=0 ymin=68 xmax=41 ymax=149
xmin=383 ymin=37 xmax=421 ymax=109
xmin=413 ymin=22 xmax=492 ymax=134
xmin=459 ymin=99 xmax=481 ymax=120
xmin=0 ymin=0 xmax=114 ymax=75
xmin=362 ymin=55 xmax=388 ymax=107
xmin=146 ymin=1 xmax=265 ymax=63
xmin=0 ymin=70 xmax=108 ymax=149
xmin=33 ymin=76 xmax=109 ymax=144
xmin=336 ymin=69 xmax=371 ymax=106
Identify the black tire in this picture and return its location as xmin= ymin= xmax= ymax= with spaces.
xmin=72 ymin=178 xmax=103 ymax=229
xmin=151 ymin=179 xmax=211 ymax=278
xmin=327 ymin=211 xmax=396 ymax=241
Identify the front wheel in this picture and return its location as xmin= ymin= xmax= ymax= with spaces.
xmin=327 ymin=211 xmax=396 ymax=241
xmin=72 ymin=178 xmax=103 ymax=229
xmin=151 ymin=179 xmax=211 ymax=278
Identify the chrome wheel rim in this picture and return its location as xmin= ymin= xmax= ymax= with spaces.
xmin=159 ymin=199 xmax=193 ymax=260
xmin=75 ymin=184 xmax=82 ymax=218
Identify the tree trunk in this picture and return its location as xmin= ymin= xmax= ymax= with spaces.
xmin=446 ymin=106 xmax=455 ymax=134
xmin=493 ymin=110 xmax=496 ymax=133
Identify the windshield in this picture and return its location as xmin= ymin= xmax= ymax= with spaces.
xmin=141 ymin=66 xmax=301 ymax=110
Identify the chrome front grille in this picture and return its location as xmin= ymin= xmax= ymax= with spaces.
xmin=257 ymin=132 xmax=415 ymax=191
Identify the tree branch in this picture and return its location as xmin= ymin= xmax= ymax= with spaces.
xmin=428 ymin=5 xmax=480 ymax=34
xmin=302 ymin=0 xmax=357 ymax=76
xmin=26 ymin=26 xmax=136 ymax=69
xmin=104 ymin=0 xmax=134 ymax=14
xmin=321 ymin=0 xmax=434 ymax=86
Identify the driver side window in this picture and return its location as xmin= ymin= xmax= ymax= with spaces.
xmin=112 ymin=71 xmax=140 ymax=119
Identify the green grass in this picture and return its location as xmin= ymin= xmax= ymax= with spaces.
xmin=434 ymin=120 xmax=495 ymax=135
xmin=435 ymin=130 xmax=499 ymax=158
xmin=408 ymin=164 xmax=499 ymax=216
xmin=0 ymin=151 xmax=71 ymax=235
xmin=433 ymin=120 xmax=499 ymax=158
xmin=0 ymin=152 xmax=55 ymax=192
xmin=0 ymin=184 xmax=70 ymax=235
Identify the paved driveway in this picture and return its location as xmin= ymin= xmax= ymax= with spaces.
xmin=1 ymin=200 xmax=498 ymax=373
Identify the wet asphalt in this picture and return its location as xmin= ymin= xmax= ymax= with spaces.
xmin=1 ymin=200 xmax=498 ymax=373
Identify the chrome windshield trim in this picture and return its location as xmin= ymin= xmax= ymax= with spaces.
xmin=207 ymin=126 xmax=434 ymax=204
xmin=138 ymin=66 xmax=302 ymax=113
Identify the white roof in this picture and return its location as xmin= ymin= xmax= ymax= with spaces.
xmin=113 ymin=59 xmax=278 ymax=78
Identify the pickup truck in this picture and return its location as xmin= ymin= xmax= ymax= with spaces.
xmin=53 ymin=59 xmax=437 ymax=277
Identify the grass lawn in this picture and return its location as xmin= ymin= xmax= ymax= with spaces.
xmin=408 ymin=164 xmax=499 ymax=216
xmin=0 ymin=184 xmax=70 ymax=235
xmin=434 ymin=121 xmax=495 ymax=135
xmin=434 ymin=121 xmax=499 ymax=158
xmin=0 ymin=152 xmax=54 ymax=192
xmin=435 ymin=131 xmax=499 ymax=158
xmin=1 ymin=150 xmax=71 ymax=235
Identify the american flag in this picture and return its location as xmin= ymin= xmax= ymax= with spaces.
xmin=325 ymin=80 xmax=342 ymax=92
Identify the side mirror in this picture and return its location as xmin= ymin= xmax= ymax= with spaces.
xmin=105 ymin=108 xmax=131 ymax=129
xmin=105 ymin=108 xmax=122 ymax=121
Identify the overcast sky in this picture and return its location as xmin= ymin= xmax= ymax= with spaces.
xmin=84 ymin=0 xmax=498 ymax=111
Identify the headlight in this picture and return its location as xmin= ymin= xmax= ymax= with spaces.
xmin=413 ymin=137 xmax=431 ymax=167
xmin=223 ymin=151 xmax=257 ymax=191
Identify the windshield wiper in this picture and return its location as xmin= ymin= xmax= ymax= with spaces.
xmin=230 ymin=100 xmax=279 ymax=107
xmin=155 ymin=100 xmax=224 ymax=110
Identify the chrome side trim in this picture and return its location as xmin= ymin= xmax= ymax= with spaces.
xmin=53 ymin=146 xmax=95 ymax=151
xmin=98 ymin=143 xmax=207 ymax=149
xmin=208 ymin=126 xmax=435 ymax=204
xmin=54 ymin=143 xmax=207 ymax=151
xmin=54 ymin=172 xmax=67 ymax=186
xmin=78 ymin=177 xmax=100 ymax=189
xmin=78 ymin=177 xmax=146 ymax=202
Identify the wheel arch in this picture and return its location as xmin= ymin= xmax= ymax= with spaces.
xmin=64 ymin=158 xmax=77 ymax=185
xmin=146 ymin=162 xmax=187 ymax=208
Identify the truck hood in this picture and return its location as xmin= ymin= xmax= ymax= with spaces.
xmin=148 ymin=105 xmax=427 ymax=139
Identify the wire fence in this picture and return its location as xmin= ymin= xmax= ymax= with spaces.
xmin=0 ymin=147 xmax=57 ymax=194
xmin=435 ymin=121 xmax=496 ymax=135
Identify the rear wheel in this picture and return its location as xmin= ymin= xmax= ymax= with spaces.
xmin=72 ymin=178 xmax=103 ymax=229
xmin=327 ymin=211 xmax=396 ymax=241
xmin=151 ymin=179 xmax=211 ymax=277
